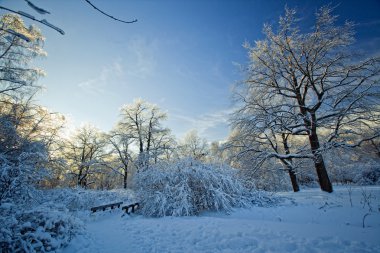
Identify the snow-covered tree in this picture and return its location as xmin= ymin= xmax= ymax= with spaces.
xmin=0 ymin=13 xmax=45 ymax=100
xmin=63 ymin=125 xmax=106 ymax=188
xmin=237 ymin=6 xmax=380 ymax=192
xmin=226 ymin=127 xmax=302 ymax=192
xmin=148 ymin=129 xmax=176 ymax=164
xmin=228 ymin=84 xmax=309 ymax=192
xmin=0 ymin=13 xmax=54 ymax=203
xmin=177 ymin=130 xmax=209 ymax=161
xmin=0 ymin=108 xmax=48 ymax=204
xmin=208 ymin=141 xmax=228 ymax=163
xmin=107 ymin=129 xmax=134 ymax=189
xmin=117 ymin=99 xmax=170 ymax=170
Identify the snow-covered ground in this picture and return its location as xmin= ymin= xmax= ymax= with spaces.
xmin=61 ymin=186 xmax=380 ymax=253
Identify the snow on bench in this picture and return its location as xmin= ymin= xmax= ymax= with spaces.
xmin=122 ymin=203 xmax=139 ymax=214
xmin=90 ymin=202 xmax=123 ymax=212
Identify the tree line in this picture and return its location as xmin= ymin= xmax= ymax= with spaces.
xmin=1 ymin=5 xmax=380 ymax=198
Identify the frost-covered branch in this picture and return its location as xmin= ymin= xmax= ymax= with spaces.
xmin=0 ymin=6 xmax=64 ymax=35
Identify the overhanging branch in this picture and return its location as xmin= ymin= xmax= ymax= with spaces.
xmin=0 ymin=6 xmax=65 ymax=35
xmin=84 ymin=0 xmax=137 ymax=24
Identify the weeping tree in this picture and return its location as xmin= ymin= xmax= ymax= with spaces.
xmin=239 ymin=6 xmax=380 ymax=192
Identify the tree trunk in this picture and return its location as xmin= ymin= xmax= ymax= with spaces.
xmin=308 ymin=131 xmax=333 ymax=193
xmin=77 ymin=165 xmax=83 ymax=186
xmin=298 ymin=106 xmax=333 ymax=193
xmin=281 ymin=133 xmax=300 ymax=192
xmin=288 ymin=169 xmax=300 ymax=192
xmin=370 ymin=140 xmax=380 ymax=158
xmin=123 ymin=167 xmax=128 ymax=189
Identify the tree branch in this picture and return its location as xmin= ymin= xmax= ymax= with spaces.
xmin=84 ymin=0 xmax=137 ymax=24
xmin=0 ymin=6 xmax=64 ymax=35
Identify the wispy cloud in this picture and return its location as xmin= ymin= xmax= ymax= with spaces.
xmin=125 ymin=37 xmax=158 ymax=79
xmin=78 ymin=60 xmax=124 ymax=95
xmin=356 ymin=19 xmax=380 ymax=28
xmin=171 ymin=108 xmax=232 ymax=140
xmin=354 ymin=36 xmax=380 ymax=58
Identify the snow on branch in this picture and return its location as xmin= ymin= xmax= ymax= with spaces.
xmin=0 ymin=6 xmax=65 ymax=35
xmin=324 ymin=133 xmax=380 ymax=150
xmin=266 ymin=152 xmax=314 ymax=160
xmin=40 ymin=19 xmax=64 ymax=35
xmin=135 ymin=159 xmax=258 ymax=217
xmin=1 ymin=28 xmax=31 ymax=42
xmin=84 ymin=0 xmax=137 ymax=24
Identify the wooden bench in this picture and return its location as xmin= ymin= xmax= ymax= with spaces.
xmin=122 ymin=203 xmax=139 ymax=214
xmin=90 ymin=202 xmax=123 ymax=212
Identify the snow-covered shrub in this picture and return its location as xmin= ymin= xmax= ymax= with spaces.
xmin=0 ymin=145 xmax=48 ymax=205
xmin=325 ymin=147 xmax=380 ymax=186
xmin=43 ymin=187 xmax=135 ymax=212
xmin=134 ymin=159 xmax=257 ymax=217
xmin=354 ymin=166 xmax=380 ymax=185
xmin=0 ymin=203 xmax=82 ymax=253
xmin=0 ymin=114 xmax=49 ymax=205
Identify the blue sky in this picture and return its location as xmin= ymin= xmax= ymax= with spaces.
xmin=1 ymin=0 xmax=380 ymax=141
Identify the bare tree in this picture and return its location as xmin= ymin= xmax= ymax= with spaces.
xmin=177 ymin=130 xmax=209 ymax=161
xmin=107 ymin=129 xmax=134 ymax=189
xmin=64 ymin=125 xmax=106 ymax=188
xmin=238 ymin=6 xmax=380 ymax=192
xmin=149 ymin=129 xmax=176 ymax=163
xmin=117 ymin=99 xmax=169 ymax=170
xmin=229 ymin=84 xmax=311 ymax=191
xmin=228 ymin=126 xmax=303 ymax=192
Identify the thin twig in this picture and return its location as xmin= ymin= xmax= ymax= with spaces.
xmin=83 ymin=0 xmax=137 ymax=24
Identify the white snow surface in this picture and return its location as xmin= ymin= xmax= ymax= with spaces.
xmin=61 ymin=186 xmax=380 ymax=253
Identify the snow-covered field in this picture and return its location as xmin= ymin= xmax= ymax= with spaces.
xmin=61 ymin=186 xmax=380 ymax=253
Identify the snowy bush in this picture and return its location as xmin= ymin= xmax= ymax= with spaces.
xmin=0 ymin=203 xmax=82 ymax=253
xmin=354 ymin=166 xmax=380 ymax=185
xmin=324 ymin=147 xmax=380 ymax=186
xmin=134 ymin=159 xmax=264 ymax=217
xmin=43 ymin=188 xmax=135 ymax=212
xmin=0 ymin=146 xmax=48 ymax=205
xmin=0 ymin=114 xmax=49 ymax=205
